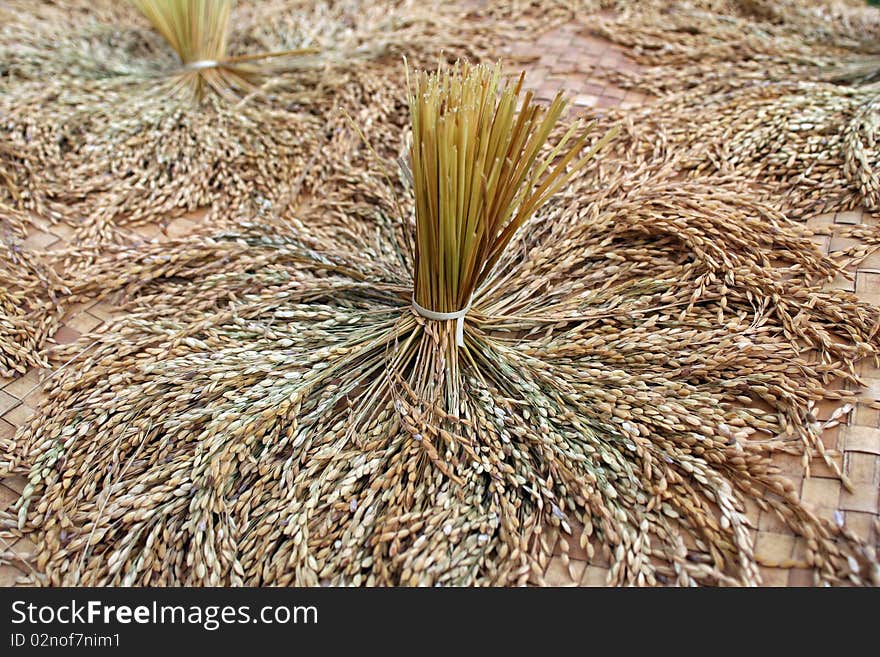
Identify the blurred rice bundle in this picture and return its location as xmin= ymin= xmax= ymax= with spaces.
xmin=0 ymin=0 xmax=497 ymax=243
xmin=558 ymin=0 xmax=880 ymax=219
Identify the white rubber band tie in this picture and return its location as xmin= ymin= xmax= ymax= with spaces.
xmin=184 ymin=60 xmax=220 ymax=71
xmin=411 ymin=296 xmax=473 ymax=347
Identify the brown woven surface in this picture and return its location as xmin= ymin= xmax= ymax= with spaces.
xmin=1 ymin=22 xmax=877 ymax=587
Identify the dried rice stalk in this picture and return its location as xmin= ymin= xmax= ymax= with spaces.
xmin=600 ymin=81 xmax=880 ymax=218
xmin=0 ymin=242 xmax=68 ymax=377
xmin=561 ymin=2 xmax=880 ymax=219
xmin=0 ymin=0 xmax=498 ymax=239
xmin=5 ymin=65 xmax=879 ymax=586
xmin=409 ymin=62 xmax=616 ymax=314
xmin=0 ymin=140 xmax=56 ymax=376
xmin=588 ymin=1 xmax=880 ymax=97
xmin=0 ymin=139 xmax=38 ymax=236
xmin=130 ymin=0 xmax=318 ymax=102
xmin=0 ymin=0 xmax=499 ymax=376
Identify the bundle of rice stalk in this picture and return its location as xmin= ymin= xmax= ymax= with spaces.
xmin=0 ymin=0 xmax=496 ymax=377
xmin=0 ymin=0 xmax=495 ymax=244
xmin=128 ymin=0 xmax=318 ymax=103
xmin=479 ymin=0 xmax=878 ymax=57
xmin=597 ymin=79 xmax=879 ymax=219
xmin=0 ymin=1 xmax=311 ymax=241
xmin=552 ymin=1 xmax=880 ymax=220
xmin=5 ymin=63 xmax=880 ymax=586
xmin=585 ymin=0 xmax=880 ymax=97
